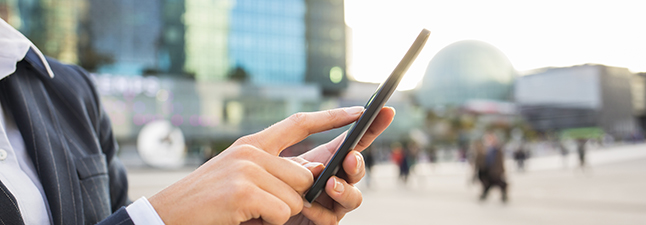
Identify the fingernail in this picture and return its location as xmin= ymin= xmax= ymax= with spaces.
xmin=333 ymin=177 xmax=344 ymax=193
xmin=355 ymin=152 xmax=363 ymax=173
xmin=304 ymin=162 xmax=324 ymax=170
xmin=303 ymin=198 xmax=312 ymax=208
xmin=344 ymin=106 xmax=364 ymax=115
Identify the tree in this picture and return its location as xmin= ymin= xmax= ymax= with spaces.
xmin=228 ymin=65 xmax=249 ymax=82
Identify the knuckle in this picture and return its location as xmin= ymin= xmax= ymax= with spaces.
xmin=326 ymin=109 xmax=339 ymax=121
xmin=231 ymin=144 xmax=260 ymax=159
xmin=326 ymin=109 xmax=346 ymax=129
xmin=230 ymin=159 xmax=261 ymax=178
xmin=324 ymin=217 xmax=339 ymax=225
xmin=241 ymin=160 xmax=262 ymax=174
xmin=276 ymin=203 xmax=292 ymax=224
xmin=231 ymin=180 xmax=254 ymax=201
xmin=235 ymin=135 xmax=260 ymax=146
xmin=287 ymin=192 xmax=304 ymax=216
xmin=287 ymin=112 xmax=308 ymax=127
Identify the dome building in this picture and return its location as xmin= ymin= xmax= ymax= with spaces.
xmin=415 ymin=40 xmax=517 ymax=109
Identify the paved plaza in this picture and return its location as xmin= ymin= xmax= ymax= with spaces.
xmin=127 ymin=144 xmax=646 ymax=225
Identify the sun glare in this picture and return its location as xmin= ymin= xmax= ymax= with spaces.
xmin=345 ymin=0 xmax=646 ymax=91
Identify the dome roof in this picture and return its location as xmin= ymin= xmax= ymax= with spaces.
xmin=415 ymin=40 xmax=516 ymax=109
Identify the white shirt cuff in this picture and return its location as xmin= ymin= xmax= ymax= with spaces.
xmin=125 ymin=197 xmax=166 ymax=225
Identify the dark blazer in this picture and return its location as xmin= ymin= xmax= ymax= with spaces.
xmin=0 ymin=50 xmax=134 ymax=225
xmin=475 ymin=146 xmax=505 ymax=179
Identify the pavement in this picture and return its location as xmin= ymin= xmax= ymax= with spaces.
xmin=126 ymin=144 xmax=646 ymax=225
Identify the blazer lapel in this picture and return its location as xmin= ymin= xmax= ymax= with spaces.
xmin=0 ymin=181 xmax=25 ymax=225
xmin=0 ymin=60 xmax=84 ymax=225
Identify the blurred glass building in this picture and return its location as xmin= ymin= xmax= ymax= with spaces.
xmin=229 ymin=0 xmax=306 ymax=84
xmin=2 ymin=0 xmax=82 ymax=64
xmin=2 ymin=0 xmax=347 ymax=93
xmin=86 ymin=0 xmax=162 ymax=75
xmin=304 ymin=0 xmax=348 ymax=95
xmin=184 ymin=0 xmax=231 ymax=81
xmin=415 ymin=40 xmax=517 ymax=109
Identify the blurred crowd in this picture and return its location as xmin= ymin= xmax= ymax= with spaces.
xmin=358 ymin=129 xmax=646 ymax=203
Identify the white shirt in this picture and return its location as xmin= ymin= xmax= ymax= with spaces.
xmin=0 ymin=18 xmax=163 ymax=225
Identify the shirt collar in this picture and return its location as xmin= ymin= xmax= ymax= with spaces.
xmin=0 ymin=18 xmax=55 ymax=80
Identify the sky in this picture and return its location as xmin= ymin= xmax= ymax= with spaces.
xmin=344 ymin=0 xmax=646 ymax=90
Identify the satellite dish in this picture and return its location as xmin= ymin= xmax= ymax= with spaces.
xmin=137 ymin=120 xmax=186 ymax=169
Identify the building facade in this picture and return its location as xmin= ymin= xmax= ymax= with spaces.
xmin=87 ymin=0 xmax=163 ymax=75
xmin=5 ymin=0 xmax=82 ymax=64
xmin=515 ymin=64 xmax=641 ymax=139
xmin=184 ymin=0 xmax=231 ymax=81
xmin=5 ymin=0 xmax=347 ymax=93
xmin=229 ymin=0 xmax=306 ymax=84
xmin=304 ymin=0 xmax=348 ymax=95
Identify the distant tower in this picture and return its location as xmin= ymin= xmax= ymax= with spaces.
xmin=228 ymin=0 xmax=307 ymax=84
xmin=415 ymin=40 xmax=516 ymax=109
xmin=184 ymin=0 xmax=231 ymax=81
xmin=305 ymin=0 xmax=348 ymax=95
xmin=87 ymin=0 xmax=163 ymax=75
xmin=159 ymin=0 xmax=186 ymax=75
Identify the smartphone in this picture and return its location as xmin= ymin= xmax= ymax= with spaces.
xmin=304 ymin=29 xmax=431 ymax=203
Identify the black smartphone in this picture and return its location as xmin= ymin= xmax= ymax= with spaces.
xmin=304 ymin=29 xmax=431 ymax=203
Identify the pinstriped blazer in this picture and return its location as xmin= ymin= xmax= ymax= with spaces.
xmin=0 ymin=50 xmax=134 ymax=225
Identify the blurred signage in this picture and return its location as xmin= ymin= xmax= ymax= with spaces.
xmin=464 ymin=100 xmax=516 ymax=115
xmin=92 ymin=74 xmax=160 ymax=98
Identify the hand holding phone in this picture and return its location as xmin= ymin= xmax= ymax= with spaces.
xmin=304 ymin=29 xmax=431 ymax=203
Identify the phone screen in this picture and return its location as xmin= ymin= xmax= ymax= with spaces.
xmin=304 ymin=29 xmax=431 ymax=203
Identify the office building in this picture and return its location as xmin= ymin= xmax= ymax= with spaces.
xmin=304 ymin=0 xmax=348 ymax=95
xmin=158 ymin=0 xmax=187 ymax=75
xmin=6 ymin=0 xmax=82 ymax=64
xmin=86 ymin=0 xmax=162 ymax=75
xmin=228 ymin=0 xmax=306 ymax=84
xmin=8 ymin=0 xmax=349 ymax=92
xmin=184 ymin=0 xmax=231 ymax=81
xmin=516 ymin=64 xmax=640 ymax=139
xmin=637 ymin=72 xmax=646 ymax=132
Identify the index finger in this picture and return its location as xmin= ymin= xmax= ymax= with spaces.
xmin=300 ymin=107 xmax=395 ymax=162
xmin=234 ymin=107 xmax=365 ymax=155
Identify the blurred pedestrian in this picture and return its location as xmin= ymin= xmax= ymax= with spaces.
xmin=513 ymin=142 xmax=528 ymax=172
xmin=474 ymin=133 xmax=508 ymax=203
xmin=391 ymin=142 xmax=411 ymax=184
xmin=470 ymin=141 xmax=485 ymax=184
xmin=558 ymin=141 xmax=569 ymax=169
xmin=406 ymin=141 xmax=420 ymax=172
xmin=458 ymin=131 xmax=469 ymax=162
xmin=577 ymin=138 xmax=587 ymax=170
xmin=362 ymin=146 xmax=376 ymax=188
xmin=428 ymin=145 xmax=438 ymax=171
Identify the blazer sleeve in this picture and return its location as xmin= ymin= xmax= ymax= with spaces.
xmin=71 ymin=65 xmax=131 ymax=210
xmin=96 ymin=207 xmax=134 ymax=225
xmin=68 ymin=65 xmax=133 ymax=222
xmin=101 ymin=105 xmax=131 ymax=211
